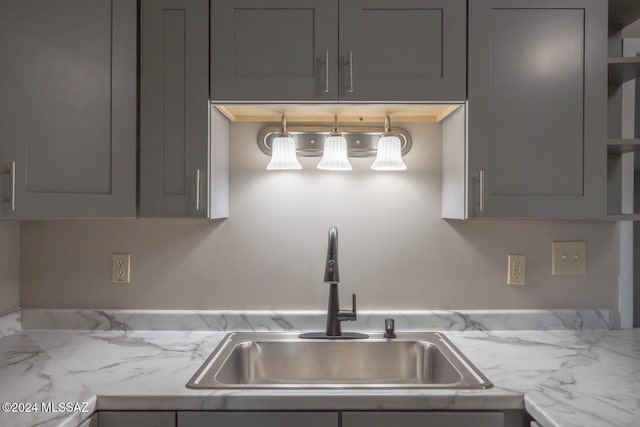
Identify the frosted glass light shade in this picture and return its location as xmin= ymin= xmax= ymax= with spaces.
xmin=317 ymin=135 xmax=352 ymax=171
xmin=371 ymin=135 xmax=407 ymax=171
xmin=266 ymin=136 xmax=302 ymax=170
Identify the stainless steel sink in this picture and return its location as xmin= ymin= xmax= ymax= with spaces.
xmin=186 ymin=332 xmax=492 ymax=389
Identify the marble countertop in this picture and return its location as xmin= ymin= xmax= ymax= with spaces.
xmin=1 ymin=309 xmax=638 ymax=427
xmin=525 ymin=330 xmax=640 ymax=427
xmin=0 ymin=333 xmax=96 ymax=427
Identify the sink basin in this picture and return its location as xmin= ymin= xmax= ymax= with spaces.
xmin=187 ymin=332 xmax=492 ymax=389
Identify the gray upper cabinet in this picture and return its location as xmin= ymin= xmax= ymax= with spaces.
xmin=211 ymin=0 xmax=339 ymax=102
xmin=0 ymin=0 xmax=136 ymax=220
xmin=210 ymin=0 xmax=466 ymax=103
xmin=338 ymin=0 xmax=466 ymax=102
xmin=140 ymin=0 xmax=229 ymax=218
xmin=456 ymin=0 xmax=607 ymax=219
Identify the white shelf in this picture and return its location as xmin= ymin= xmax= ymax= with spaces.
xmin=604 ymin=214 xmax=640 ymax=221
xmin=608 ymin=57 xmax=640 ymax=84
xmin=608 ymin=139 xmax=640 ymax=153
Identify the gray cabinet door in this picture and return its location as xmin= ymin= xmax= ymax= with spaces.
xmin=210 ymin=0 xmax=339 ymax=102
xmin=140 ymin=0 xmax=213 ymax=218
xmin=343 ymin=411 xmax=504 ymax=427
xmin=467 ymin=0 xmax=607 ymax=219
xmin=338 ymin=0 xmax=466 ymax=102
xmin=100 ymin=411 xmax=176 ymax=427
xmin=0 ymin=0 xmax=136 ymax=220
xmin=178 ymin=411 xmax=338 ymax=427
xmin=78 ymin=414 xmax=99 ymax=427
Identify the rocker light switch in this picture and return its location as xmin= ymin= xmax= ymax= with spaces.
xmin=552 ymin=241 xmax=586 ymax=275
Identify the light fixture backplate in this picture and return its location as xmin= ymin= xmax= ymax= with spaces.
xmin=258 ymin=126 xmax=412 ymax=158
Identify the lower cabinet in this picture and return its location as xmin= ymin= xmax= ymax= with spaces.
xmin=94 ymin=410 xmax=516 ymax=427
xmin=78 ymin=414 xmax=99 ymax=427
xmin=177 ymin=411 xmax=509 ymax=427
xmin=343 ymin=411 xmax=504 ymax=427
xmin=98 ymin=411 xmax=175 ymax=427
xmin=177 ymin=411 xmax=338 ymax=427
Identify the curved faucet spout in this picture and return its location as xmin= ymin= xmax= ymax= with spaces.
xmin=299 ymin=226 xmax=368 ymax=339
xmin=324 ymin=226 xmax=340 ymax=284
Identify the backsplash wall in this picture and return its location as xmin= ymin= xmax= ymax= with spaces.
xmin=0 ymin=222 xmax=20 ymax=314
xmin=19 ymin=122 xmax=619 ymax=311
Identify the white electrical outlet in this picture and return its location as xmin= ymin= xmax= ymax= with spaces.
xmin=112 ymin=253 xmax=131 ymax=283
xmin=552 ymin=241 xmax=586 ymax=275
xmin=507 ymin=255 xmax=526 ymax=285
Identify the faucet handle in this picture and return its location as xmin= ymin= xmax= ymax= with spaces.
xmin=337 ymin=293 xmax=358 ymax=322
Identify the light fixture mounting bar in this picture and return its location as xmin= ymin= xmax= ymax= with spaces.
xmin=258 ymin=126 xmax=412 ymax=158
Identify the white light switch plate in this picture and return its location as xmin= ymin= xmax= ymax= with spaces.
xmin=552 ymin=241 xmax=586 ymax=275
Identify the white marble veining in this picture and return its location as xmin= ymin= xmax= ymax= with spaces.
xmin=2 ymin=311 xmax=638 ymax=427
xmin=525 ymin=330 xmax=640 ymax=427
xmin=0 ymin=309 xmax=20 ymax=338
xmin=21 ymin=308 xmax=611 ymax=332
xmin=25 ymin=330 xmax=225 ymax=402
xmin=0 ymin=333 xmax=95 ymax=427
xmin=17 ymin=329 xmax=607 ymax=414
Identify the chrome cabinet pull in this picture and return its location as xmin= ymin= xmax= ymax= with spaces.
xmin=348 ymin=50 xmax=354 ymax=93
xmin=2 ymin=162 xmax=15 ymax=212
xmin=10 ymin=161 xmax=15 ymax=211
xmin=479 ymin=170 xmax=486 ymax=213
xmin=324 ymin=51 xmax=330 ymax=93
xmin=195 ymin=169 xmax=201 ymax=212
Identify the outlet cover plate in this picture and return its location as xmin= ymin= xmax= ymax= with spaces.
xmin=552 ymin=241 xmax=586 ymax=275
xmin=508 ymin=255 xmax=526 ymax=285
xmin=112 ymin=253 xmax=131 ymax=283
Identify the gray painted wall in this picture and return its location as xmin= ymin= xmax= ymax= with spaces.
xmin=19 ymin=123 xmax=619 ymax=311
xmin=0 ymin=222 xmax=20 ymax=314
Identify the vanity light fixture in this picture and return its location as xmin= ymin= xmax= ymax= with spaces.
xmin=258 ymin=116 xmax=412 ymax=171
xmin=266 ymin=115 xmax=302 ymax=170
xmin=371 ymin=115 xmax=407 ymax=171
xmin=317 ymin=115 xmax=352 ymax=171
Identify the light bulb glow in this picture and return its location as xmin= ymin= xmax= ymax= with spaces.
xmin=266 ymin=136 xmax=302 ymax=170
xmin=371 ymin=135 xmax=407 ymax=171
xmin=317 ymin=135 xmax=352 ymax=171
